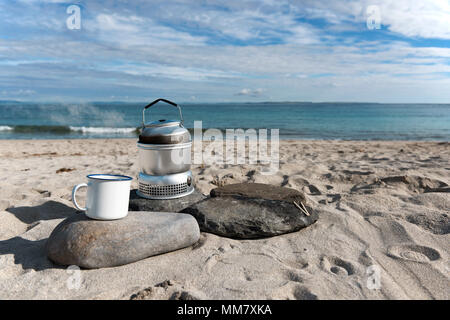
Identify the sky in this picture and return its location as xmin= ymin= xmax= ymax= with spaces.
xmin=0 ymin=0 xmax=450 ymax=103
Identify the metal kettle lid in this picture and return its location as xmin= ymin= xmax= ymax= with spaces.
xmin=138 ymin=99 xmax=190 ymax=144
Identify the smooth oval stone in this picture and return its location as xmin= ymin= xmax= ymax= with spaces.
xmin=182 ymin=183 xmax=317 ymax=239
xmin=46 ymin=211 xmax=200 ymax=269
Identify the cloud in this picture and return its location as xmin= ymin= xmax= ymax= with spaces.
xmin=0 ymin=89 xmax=36 ymax=96
xmin=94 ymin=14 xmax=142 ymax=32
xmin=0 ymin=0 xmax=449 ymax=102
xmin=376 ymin=0 xmax=450 ymax=39
xmin=236 ymin=88 xmax=265 ymax=97
xmin=289 ymin=0 xmax=450 ymax=40
xmin=104 ymin=62 xmax=243 ymax=81
xmin=85 ymin=12 xmax=208 ymax=46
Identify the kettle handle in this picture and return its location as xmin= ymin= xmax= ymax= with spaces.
xmin=142 ymin=98 xmax=184 ymax=127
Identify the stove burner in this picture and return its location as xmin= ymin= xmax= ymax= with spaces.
xmin=137 ymin=171 xmax=194 ymax=200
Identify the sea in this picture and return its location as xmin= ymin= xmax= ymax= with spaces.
xmin=0 ymin=101 xmax=449 ymax=141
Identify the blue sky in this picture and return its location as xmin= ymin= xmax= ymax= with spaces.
xmin=0 ymin=0 xmax=450 ymax=102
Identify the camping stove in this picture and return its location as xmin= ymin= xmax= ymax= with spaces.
xmin=136 ymin=98 xmax=194 ymax=200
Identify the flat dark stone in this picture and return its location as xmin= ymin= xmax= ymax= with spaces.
xmin=46 ymin=211 xmax=200 ymax=269
xmin=129 ymin=189 xmax=206 ymax=213
xmin=182 ymin=183 xmax=317 ymax=239
xmin=210 ymin=183 xmax=307 ymax=204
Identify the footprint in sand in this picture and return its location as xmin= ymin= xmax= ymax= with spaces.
xmin=203 ymin=244 xmax=239 ymax=273
xmin=387 ymin=244 xmax=441 ymax=263
xmin=283 ymin=269 xmax=304 ymax=283
xmin=271 ymin=282 xmax=318 ymax=300
xmin=292 ymin=286 xmax=318 ymax=300
xmin=280 ymin=252 xmax=310 ymax=271
xmin=130 ymin=280 xmax=207 ymax=300
xmin=405 ymin=213 xmax=449 ymax=235
xmin=322 ymin=256 xmax=356 ymax=276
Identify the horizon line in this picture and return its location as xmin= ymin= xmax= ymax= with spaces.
xmin=1 ymin=100 xmax=450 ymax=105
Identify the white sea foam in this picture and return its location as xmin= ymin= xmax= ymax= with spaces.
xmin=0 ymin=126 xmax=13 ymax=131
xmin=69 ymin=126 xmax=136 ymax=134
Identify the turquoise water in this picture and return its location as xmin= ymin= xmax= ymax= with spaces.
xmin=0 ymin=101 xmax=449 ymax=140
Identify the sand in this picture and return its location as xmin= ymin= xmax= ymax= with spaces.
xmin=0 ymin=139 xmax=448 ymax=300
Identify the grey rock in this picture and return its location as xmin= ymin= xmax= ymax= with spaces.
xmin=182 ymin=183 xmax=318 ymax=239
xmin=46 ymin=211 xmax=200 ymax=269
xmin=129 ymin=189 xmax=206 ymax=213
xmin=210 ymin=182 xmax=307 ymax=204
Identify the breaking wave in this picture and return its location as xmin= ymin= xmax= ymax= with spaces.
xmin=69 ymin=126 xmax=138 ymax=134
xmin=0 ymin=125 xmax=139 ymax=135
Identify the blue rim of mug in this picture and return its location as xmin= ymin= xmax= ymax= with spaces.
xmin=87 ymin=174 xmax=133 ymax=181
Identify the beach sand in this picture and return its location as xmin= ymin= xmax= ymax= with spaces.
xmin=0 ymin=139 xmax=449 ymax=299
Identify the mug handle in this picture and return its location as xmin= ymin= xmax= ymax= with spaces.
xmin=72 ymin=183 xmax=87 ymax=211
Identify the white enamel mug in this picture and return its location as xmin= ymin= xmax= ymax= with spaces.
xmin=72 ymin=174 xmax=132 ymax=220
